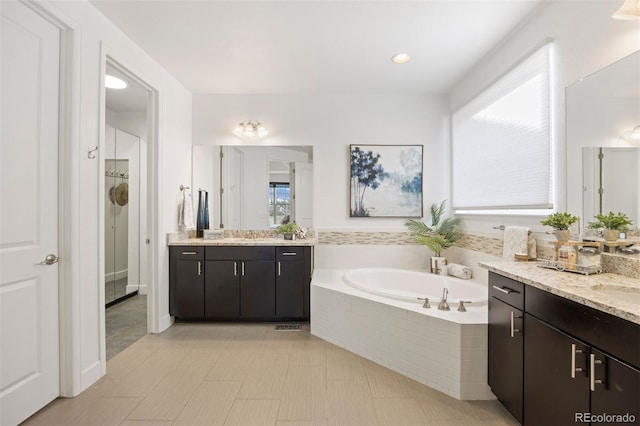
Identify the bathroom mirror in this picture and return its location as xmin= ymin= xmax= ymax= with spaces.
xmin=566 ymin=50 xmax=640 ymax=229
xmin=192 ymin=145 xmax=313 ymax=230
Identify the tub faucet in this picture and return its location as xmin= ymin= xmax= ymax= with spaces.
xmin=438 ymin=288 xmax=450 ymax=311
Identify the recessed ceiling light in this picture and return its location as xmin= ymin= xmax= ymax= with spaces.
xmin=105 ymin=74 xmax=128 ymax=89
xmin=391 ymin=53 xmax=411 ymax=64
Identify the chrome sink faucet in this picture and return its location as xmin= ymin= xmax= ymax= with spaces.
xmin=438 ymin=288 xmax=450 ymax=311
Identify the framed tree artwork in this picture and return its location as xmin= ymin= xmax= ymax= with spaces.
xmin=349 ymin=144 xmax=423 ymax=217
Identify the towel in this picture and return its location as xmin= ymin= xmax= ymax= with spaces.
xmin=502 ymin=226 xmax=537 ymax=260
xmin=447 ymin=263 xmax=472 ymax=279
xmin=179 ymin=189 xmax=195 ymax=230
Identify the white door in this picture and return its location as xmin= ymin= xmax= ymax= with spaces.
xmin=0 ymin=1 xmax=60 ymax=424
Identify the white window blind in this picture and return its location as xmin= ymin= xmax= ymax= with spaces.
xmin=452 ymin=43 xmax=553 ymax=211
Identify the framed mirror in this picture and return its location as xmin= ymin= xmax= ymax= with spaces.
xmin=192 ymin=145 xmax=313 ymax=230
xmin=566 ymin=50 xmax=640 ymax=229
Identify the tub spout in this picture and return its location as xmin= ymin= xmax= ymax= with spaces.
xmin=438 ymin=288 xmax=450 ymax=311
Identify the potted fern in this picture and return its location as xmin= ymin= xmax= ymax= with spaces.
xmin=540 ymin=212 xmax=580 ymax=242
xmin=587 ymin=211 xmax=633 ymax=242
xmin=405 ymin=200 xmax=461 ymax=274
xmin=276 ymin=222 xmax=299 ymax=240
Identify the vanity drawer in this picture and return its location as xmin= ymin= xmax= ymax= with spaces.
xmin=206 ymin=246 xmax=275 ymax=261
xmin=489 ymin=272 xmax=524 ymax=310
xmin=172 ymin=246 xmax=204 ymax=260
xmin=276 ymin=246 xmax=305 ymax=260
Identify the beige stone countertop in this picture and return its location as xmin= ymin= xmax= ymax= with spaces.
xmin=168 ymin=237 xmax=317 ymax=246
xmin=480 ymin=261 xmax=640 ymax=325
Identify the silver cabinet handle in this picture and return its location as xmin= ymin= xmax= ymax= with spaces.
xmin=40 ymin=254 xmax=59 ymax=265
xmin=198 ymin=261 xmax=202 ymax=276
xmin=571 ymin=344 xmax=583 ymax=378
xmin=281 ymin=252 xmax=297 ymax=256
xmin=510 ymin=311 xmax=521 ymax=337
xmin=241 ymin=261 xmax=245 ymax=277
xmin=234 ymin=261 xmax=237 ymax=276
xmin=181 ymin=251 xmax=197 ymax=255
xmin=590 ymin=354 xmax=603 ymax=391
xmin=278 ymin=261 xmax=281 ymax=276
xmin=492 ymin=285 xmax=512 ymax=294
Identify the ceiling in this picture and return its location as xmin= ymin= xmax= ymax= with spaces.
xmin=91 ymin=0 xmax=547 ymax=96
xmin=105 ymin=64 xmax=149 ymax=112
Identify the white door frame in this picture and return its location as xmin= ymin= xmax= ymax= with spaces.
xmin=98 ymin=46 xmax=160 ymax=373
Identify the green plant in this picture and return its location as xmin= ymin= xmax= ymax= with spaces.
xmin=405 ymin=200 xmax=461 ymax=257
xmin=276 ymin=222 xmax=299 ymax=235
xmin=587 ymin=211 xmax=633 ymax=232
xmin=540 ymin=212 xmax=580 ymax=231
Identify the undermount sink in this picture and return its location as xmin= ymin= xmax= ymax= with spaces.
xmin=588 ymin=284 xmax=640 ymax=304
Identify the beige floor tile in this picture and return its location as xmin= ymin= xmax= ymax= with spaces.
xmin=466 ymin=400 xmax=519 ymax=425
xmin=373 ymin=398 xmax=429 ymax=426
xmin=290 ymin=340 xmax=328 ymax=365
xmin=413 ymin=386 xmax=479 ymax=422
xmin=103 ymin=361 xmax=171 ymax=397
xmin=237 ymin=353 xmax=289 ymax=399
xmin=173 ymin=380 xmax=242 ymax=426
xmin=278 ymin=365 xmax=328 ymax=421
xmin=276 ymin=420 xmax=329 ymax=426
xmin=206 ymin=349 xmax=255 ymax=381
xmin=120 ymin=421 xmax=173 ymax=426
xmin=260 ymin=332 xmax=300 ymax=353
xmin=126 ymin=367 xmax=206 ymax=420
xmin=326 ymin=348 xmax=366 ymax=380
xmin=224 ymin=399 xmax=280 ymax=426
xmin=327 ymin=380 xmax=379 ymax=426
xmin=364 ymin=364 xmax=415 ymax=398
xmin=24 ymin=396 xmax=142 ymax=426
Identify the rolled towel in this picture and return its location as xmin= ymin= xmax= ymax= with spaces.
xmin=448 ymin=263 xmax=472 ymax=279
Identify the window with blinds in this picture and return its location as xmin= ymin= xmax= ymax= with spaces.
xmin=452 ymin=43 xmax=554 ymax=212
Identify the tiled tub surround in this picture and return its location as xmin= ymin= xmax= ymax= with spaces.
xmin=311 ymin=269 xmax=494 ymax=401
xmin=480 ymin=261 xmax=640 ymax=325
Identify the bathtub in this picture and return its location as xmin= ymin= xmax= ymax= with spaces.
xmin=310 ymin=268 xmax=494 ymax=400
xmin=343 ymin=268 xmax=488 ymax=306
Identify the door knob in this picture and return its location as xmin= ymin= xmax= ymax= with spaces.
xmin=40 ymin=254 xmax=59 ymax=265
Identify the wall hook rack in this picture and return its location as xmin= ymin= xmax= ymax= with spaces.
xmin=88 ymin=146 xmax=98 ymax=159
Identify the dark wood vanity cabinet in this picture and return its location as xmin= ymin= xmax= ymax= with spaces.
xmin=169 ymin=247 xmax=205 ymax=317
xmin=170 ymin=245 xmax=312 ymax=321
xmin=488 ymin=272 xmax=640 ymax=426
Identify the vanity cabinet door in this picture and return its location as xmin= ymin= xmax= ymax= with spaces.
xmin=276 ymin=258 xmax=305 ymax=319
xmin=590 ymin=349 xmax=640 ymax=426
xmin=240 ymin=260 xmax=276 ymax=319
xmin=205 ymin=260 xmax=240 ymax=319
xmin=524 ymin=314 xmax=589 ymax=426
xmin=488 ymin=296 xmax=523 ymax=424
xmin=169 ymin=247 xmax=204 ymax=318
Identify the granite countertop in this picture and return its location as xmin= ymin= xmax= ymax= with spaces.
xmin=168 ymin=237 xmax=317 ymax=247
xmin=480 ymin=261 xmax=640 ymax=325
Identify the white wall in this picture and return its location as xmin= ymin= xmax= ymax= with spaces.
xmin=193 ymin=94 xmax=450 ymax=230
xmin=448 ymin=0 xmax=639 ymax=244
xmin=45 ymin=0 xmax=192 ymax=396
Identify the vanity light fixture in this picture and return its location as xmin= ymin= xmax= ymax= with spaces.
xmin=105 ymin=74 xmax=128 ymax=89
xmin=391 ymin=52 xmax=411 ymax=64
xmin=631 ymin=125 xmax=640 ymax=140
xmin=612 ymin=0 xmax=640 ymax=19
xmin=232 ymin=121 xmax=268 ymax=138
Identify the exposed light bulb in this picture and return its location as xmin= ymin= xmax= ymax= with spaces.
xmin=232 ymin=124 xmax=244 ymax=137
xmin=257 ymin=124 xmax=268 ymax=138
xmin=631 ymin=125 xmax=640 ymax=140
xmin=105 ymin=74 xmax=128 ymax=89
xmin=242 ymin=125 xmax=255 ymax=137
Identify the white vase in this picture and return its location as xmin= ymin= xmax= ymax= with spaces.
xmin=430 ymin=256 xmax=447 ymax=275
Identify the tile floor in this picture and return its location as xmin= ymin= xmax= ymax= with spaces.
xmin=106 ymin=294 xmax=148 ymax=360
xmin=23 ymin=323 xmax=518 ymax=426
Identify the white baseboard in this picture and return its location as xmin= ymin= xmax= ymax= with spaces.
xmin=80 ymin=360 xmax=104 ymax=394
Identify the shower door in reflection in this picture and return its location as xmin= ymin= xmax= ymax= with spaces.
xmin=105 ymin=125 xmax=141 ymax=305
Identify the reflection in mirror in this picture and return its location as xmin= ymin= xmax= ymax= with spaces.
xmin=566 ymin=50 xmax=640 ymax=229
xmin=193 ymin=145 xmax=313 ymax=230
xmin=582 ymin=147 xmax=639 ymax=226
